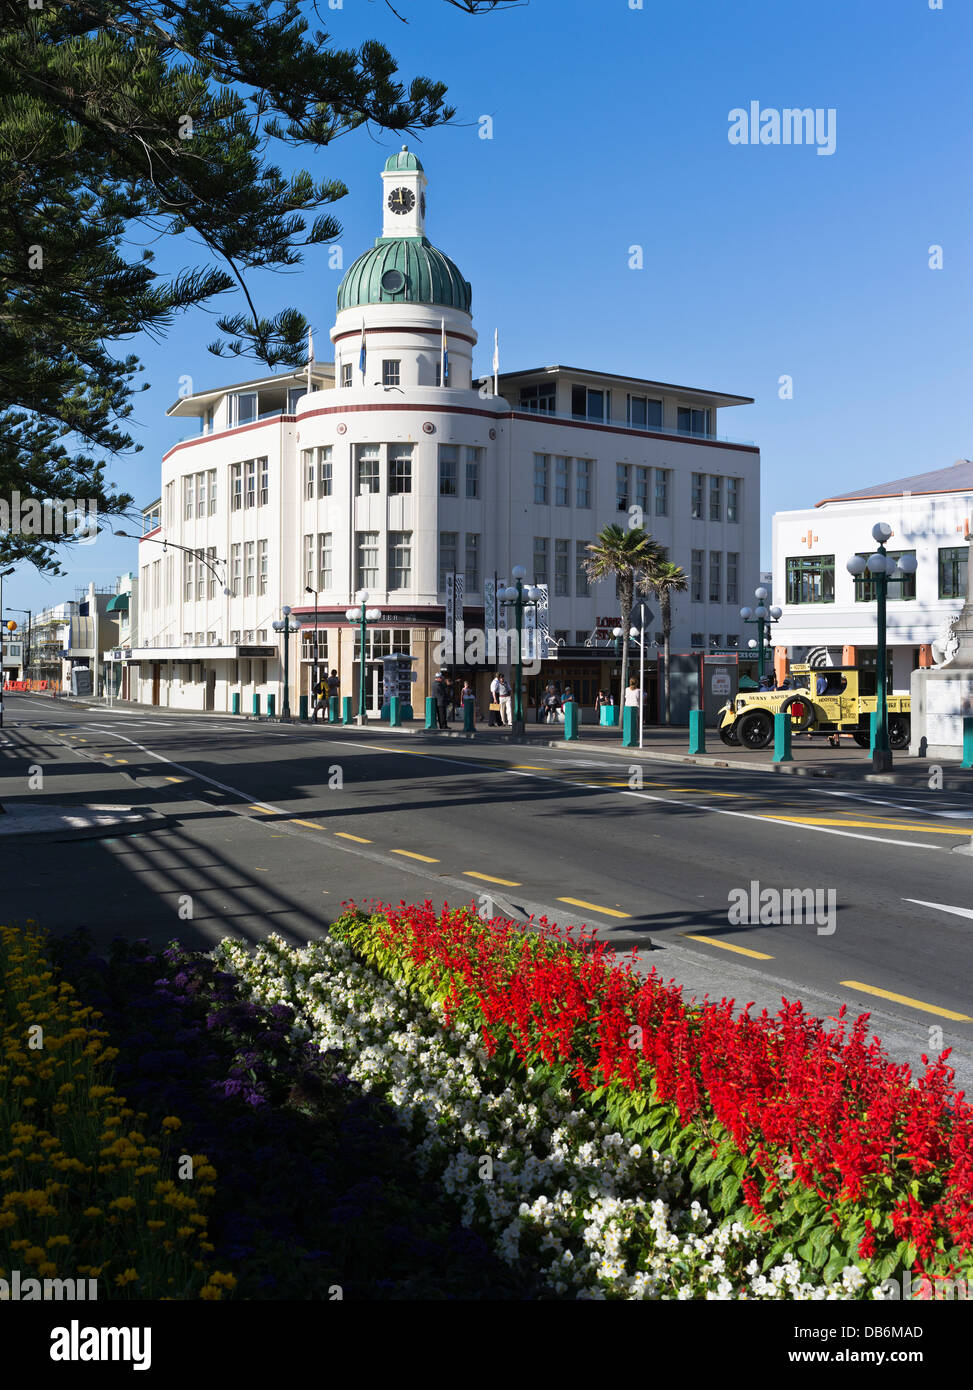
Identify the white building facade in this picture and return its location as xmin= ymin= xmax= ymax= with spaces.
xmin=772 ymin=460 xmax=973 ymax=692
xmin=130 ymin=149 xmax=760 ymax=716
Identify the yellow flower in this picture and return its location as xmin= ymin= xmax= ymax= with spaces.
xmin=114 ymin=1268 xmax=138 ymax=1287
xmin=37 ymin=1261 xmax=58 ymax=1277
xmin=46 ymin=1235 xmax=70 ymax=1248
xmin=134 ymin=1166 xmax=156 ymax=1177
xmin=161 ymin=1116 xmax=181 ymax=1131
xmin=83 ymin=1207 xmax=103 ymax=1218
xmin=199 ymin=1284 xmax=222 ymax=1300
xmin=109 ymin=1197 xmax=136 ymax=1212
xmin=176 ymin=1226 xmax=195 ymax=1238
xmin=0 ymin=1213 xmax=15 ymax=1230
xmin=146 ymin=1221 xmax=165 ymax=1231
xmin=24 ymin=1245 xmax=46 ymax=1264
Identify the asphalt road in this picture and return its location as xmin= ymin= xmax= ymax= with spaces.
xmin=3 ymin=693 xmax=973 ymax=1088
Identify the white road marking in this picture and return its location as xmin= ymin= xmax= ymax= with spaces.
xmin=904 ymin=898 xmax=973 ymax=922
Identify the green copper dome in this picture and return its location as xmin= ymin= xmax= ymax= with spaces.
xmin=336 ymin=237 xmax=472 ymax=313
xmin=384 ymin=146 xmax=424 ymax=173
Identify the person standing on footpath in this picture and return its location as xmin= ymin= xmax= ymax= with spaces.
xmin=433 ymin=670 xmax=450 ymax=729
xmin=488 ymin=671 xmax=503 ymax=727
xmin=497 ymin=673 xmax=513 ymax=727
xmin=311 ymin=673 xmax=328 ymax=721
xmin=624 ymin=678 xmax=644 ymax=723
xmin=461 ymin=680 xmax=476 ymax=728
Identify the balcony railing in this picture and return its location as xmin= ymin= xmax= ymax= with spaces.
xmin=510 ymin=404 xmax=755 ymax=447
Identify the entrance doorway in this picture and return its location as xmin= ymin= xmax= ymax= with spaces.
xmin=151 ymin=663 xmax=160 ymax=706
xmin=205 ymin=668 xmax=216 ymax=711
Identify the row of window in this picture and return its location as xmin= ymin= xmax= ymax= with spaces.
xmin=785 ymin=549 xmax=968 ymax=605
xmin=691 ymin=474 xmax=740 ymax=523
xmin=690 ymin=551 xmax=740 ymax=604
xmin=184 ymin=630 xmax=269 ymax=646
xmin=520 ymin=385 xmax=713 ymax=437
xmin=339 ymin=361 xmax=449 ymax=388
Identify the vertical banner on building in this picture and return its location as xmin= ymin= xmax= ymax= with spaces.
xmin=444 ymin=572 xmax=454 ymax=664
xmin=484 ymin=577 xmax=496 ymax=665
xmin=453 ymin=573 xmax=464 ymax=661
xmin=524 ymin=584 xmax=550 ymax=662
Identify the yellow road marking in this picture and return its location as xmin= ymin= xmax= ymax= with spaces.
xmin=293 ymin=819 xmax=326 ymax=830
xmin=765 ymin=815 xmax=973 ymax=836
xmin=335 ymin=832 xmax=371 ymax=843
xmin=115 ymin=759 xmax=128 ymax=764
xmin=840 ymin=981 xmax=972 ymax=1022
xmin=683 ymin=933 xmax=774 ymax=960
xmin=103 ymin=753 xmax=114 ymax=758
xmin=463 ymin=871 xmax=522 ymax=886
xmin=512 ymin=765 xmax=546 ymax=770
xmin=392 ymin=849 xmax=440 ymax=863
xmin=558 ymin=897 xmax=631 ymax=919
xmin=253 ymin=867 xmax=268 ymax=872
xmin=249 ymin=805 xmax=273 ymax=814
xmin=164 ymin=776 xmax=185 ymax=782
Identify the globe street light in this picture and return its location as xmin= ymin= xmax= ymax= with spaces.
xmin=628 ymin=601 xmax=654 ymax=748
xmin=847 ymin=523 xmax=917 ymax=773
xmin=345 ymin=589 xmax=381 ymax=724
xmin=499 ymin=567 xmax=542 ymax=734
xmin=740 ymin=586 xmax=782 ymax=682
xmin=270 ymin=604 xmax=301 ymax=720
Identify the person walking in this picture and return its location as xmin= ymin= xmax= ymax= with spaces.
xmin=311 ymin=673 xmax=328 ymax=721
xmin=497 ymin=673 xmax=513 ymax=727
xmin=326 ymin=668 xmax=340 ymax=718
xmin=488 ymin=671 xmax=503 ymax=727
xmin=433 ymin=670 xmax=450 ymax=729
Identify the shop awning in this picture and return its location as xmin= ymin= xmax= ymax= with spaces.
xmin=106 ymin=593 xmax=130 ymax=612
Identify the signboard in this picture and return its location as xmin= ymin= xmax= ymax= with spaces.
xmin=382 ymin=653 xmax=416 ymax=708
xmin=711 ymin=669 xmax=732 ymax=696
xmin=524 ymin=584 xmax=550 ymax=661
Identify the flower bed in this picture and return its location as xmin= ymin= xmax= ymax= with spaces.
xmin=0 ymin=924 xmax=231 ymax=1299
xmin=323 ymin=901 xmax=973 ymax=1288
xmin=215 ymin=923 xmax=870 ymax=1298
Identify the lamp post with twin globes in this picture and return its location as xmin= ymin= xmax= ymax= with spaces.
xmin=499 ymin=566 xmax=542 ymax=735
xmin=345 ymin=590 xmax=381 ymax=725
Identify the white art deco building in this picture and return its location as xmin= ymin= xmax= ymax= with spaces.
xmin=131 ymin=149 xmax=760 ymax=716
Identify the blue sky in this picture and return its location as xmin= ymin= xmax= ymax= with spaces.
xmin=9 ymin=0 xmax=971 ymax=616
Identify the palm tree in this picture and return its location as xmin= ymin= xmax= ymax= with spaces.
xmin=643 ymin=560 xmax=688 ymax=725
xmin=585 ymin=524 xmax=662 ymax=714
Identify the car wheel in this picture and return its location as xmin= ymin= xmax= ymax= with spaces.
xmin=719 ymin=721 xmax=740 ymax=746
xmin=888 ymin=715 xmax=910 ymax=750
xmin=738 ymin=711 xmax=774 ymax=749
xmin=780 ymin=694 xmax=813 ymax=732
xmin=852 ymin=731 xmax=870 ymax=748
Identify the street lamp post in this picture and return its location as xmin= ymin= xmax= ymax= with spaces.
xmin=499 ymin=566 xmax=542 ymax=735
xmin=0 ymin=567 xmax=14 ymax=721
xmin=739 ymin=587 xmax=782 ymax=682
xmin=305 ymin=585 xmax=320 ymax=698
xmin=628 ymin=601 xmax=653 ymax=749
xmin=846 ymin=523 xmax=917 ymax=774
xmin=345 ymin=590 xmax=381 ymax=725
xmin=271 ymin=606 xmax=301 ymax=720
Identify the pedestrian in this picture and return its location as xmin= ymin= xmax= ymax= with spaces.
xmin=488 ymin=671 xmax=503 ymax=727
xmin=497 ymin=673 xmax=513 ymax=726
xmin=311 ymin=673 xmax=328 ymax=721
xmin=433 ymin=670 xmax=450 ymax=729
xmin=543 ymin=683 xmax=560 ymax=724
xmin=624 ymin=677 xmax=643 ymax=721
xmin=461 ymin=680 xmax=476 ymax=727
xmin=326 ymin=668 xmax=340 ymax=716
xmin=561 ymin=686 xmax=576 ymax=723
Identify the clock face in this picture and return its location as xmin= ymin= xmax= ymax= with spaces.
xmin=387 ymin=186 xmax=415 ymax=215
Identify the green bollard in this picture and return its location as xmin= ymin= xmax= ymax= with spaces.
xmin=870 ymin=710 xmax=878 ymax=754
xmin=329 ymin=696 xmax=338 ymax=723
xmin=963 ymin=716 xmax=973 ymax=769
xmin=688 ymin=709 xmax=706 ymax=754
xmin=299 ymin=694 xmax=308 ymax=721
xmin=774 ymin=709 xmax=793 ymax=762
xmin=231 ymin=692 xmax=240 ymax=715
xmin=252 ymin=694 xmax=260 ymax=717
xmin=267 ymin=693 xmax=275 ymax=718
xmin=564 ymin=701 xmax=579 ymax=741
xmin=622 ymin=706 xmax=637 ymax=748
xmin=390 ymin=696 xmax=401 ymax=727
xmin=463 ymin=698 xmax=475 ymax=733
xmin=341 ymin=696 xmax=352 ymax=726
xmin=425 ymin=696 xmax=436 ymax=730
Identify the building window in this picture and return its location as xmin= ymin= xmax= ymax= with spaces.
xmin=571 ymin=385 xmax=608 ymax=421
xmin=231 ymin=543 xmax=241 ymax=597
xmin=519 ymin=382 xmax=556 ymax=414
xmin=709 ymin=551 xmax=721 ymax=603
xmin=465 ymin=447 xmax=481 ymax=499
xmin=356 ymin=445 xmax=380 ymax=494
xmin=678 ymin=406 xmax=710 ymax=436
xmin=183 ymin=632 xmax=192 ymax=647
xmin=389 ymin=445 xmax=412 ymax=495
xmin=691 ymin=550 xmax=703 ymax=603
xmin=356 ymin=531 xmax=379 ymax=590
xmin=627 ymin=395 xmax=663 ymax=428
xmin=184 ymin=475 xmax=194 ymax=520
xmin=691 ymin=473 xmax=703 ymax=520
xmin=341 ymin=363 xmax=352 ymax=388
xmin=634 ymin=466 xmax=649 ymax=512
xmin=244 ymin=458 xmax=256 ymax=508
xmin=616 ymin=463 xmax=628 ymax=512
xmin=691 ymin=632 xmax=703 ymax=648
xmin=786 ymin=555 xmax=836 ymax=605
xmin=709 ymin=475 xmax=721 ymax=522
xmin=439 ymin=445 xmax=459 ymax=497
xmin=554 ymin=539 xmax=569 ymax=596
xmin=434 ymin=360 xmax=450 ymax=387
xmin=727 ymin=477 xmax=740 ymax=523
xmin=259 ymin=457 xmax=269 ymax=506
xmin=465 ymin=533 xmax=480 ymax=592
xmin=576 ymin=541 xmax=590 ymax=596
xmin=183 ymin=552 xmax=193 ymax=602
xmin=575 ymin=630 xmax=588 ymax=645
xmin=258 ymin=539 xmax=268 ymax=595
xmin=709 ymin=634 xmax=722 ymax=648
xmin=576 ymin=458 xmax=592 ymax=509
xmin=230 ymin=630 xmax=241 ymax=645
xmin=304 ymin=449 xmax=315 ymax=500
xmin=938 ymin=546 xmax=968 ymax=600
xmin=726 ymin=552 xmax=739 ymax=604
xmin=726 ymin=634 xmax=739 ymax=649
xmin=438 ymin=532 xmax=457 ymax=591
xmin=533 ymin=536 xmax=548 ymax=585
xmin=230 ymin=462 xmax=242 ymax=511
xmin=555 ymin=456 xmax=570 ymax=506
xmin=304 ymin=534 xmax=314 ymax=591
xmin=317 ymin=446 xmax=333 ymax=497
xmin=244 ymin=540 xmax=255 ymax=596
xmin=196 ymin=472 xmax=206 ymax=518
xmin=533 ymin=453 xmax=549 ymax=505
xmin=234 ymin=392 xmax=257 ymax=425
xmin=318 ymin=533 xmax=332 ymax=590
xmin=855 ymin=550 xmax=917 ymax=602
xmin=207 ymin=546 xmax=218 ymax=599
xmin=287 ymin=387 xmax=304 ymax=414
xmin=388 ymin=531 xmax=412 ymax=590
xmin=382 ymin=360 xmax=400 ymax=387
xmin=654 ymin=468 xmax=669 ymax=517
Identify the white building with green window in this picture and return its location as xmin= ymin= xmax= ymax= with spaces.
xmin=772 ymin=460 xmax=973 ymax=691
xmin=130 ymin=148 xmax=759 ymax=715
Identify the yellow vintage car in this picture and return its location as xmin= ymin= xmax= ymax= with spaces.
xmin=718 ymin=664 xmax=911 ymax=750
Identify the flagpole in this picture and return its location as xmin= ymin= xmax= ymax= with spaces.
xmin=493 ymin=327 xmax=499 ymax=396
xmin=306 ymin=327 xmax=312 ymax=397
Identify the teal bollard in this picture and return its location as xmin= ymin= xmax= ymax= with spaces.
xmin=231 ymin=692 xmax=240 ymax=715
xmin=463 ymin=698 xmax=475 ymax=733
xmin=425 ymin=696 xmax=436 ymax=730
xmin=267 ymin=693 xmax=275 ymax=718
xmin=299 ymin=695 xmax=308 ymax=720
xmin=329 ymin=696 xmax=338 ymax=723
xmin=252 ymin=694 xmax=260 ymax=717
xmin=688 ymin=709 xmax=706 ymax=754
xmin=622 ymin=706 xmax=637 ymax=748
xmin=341 ymin=696 xmax=352 ymax=726
xmin=963 ymin=716 xmax=973 ymax=769
xmin=870 ymin=710 xmax=878 ymax=754
xmin=774 ymin=709 xmax=793 ymax=762
xmin=390 ymin=696 xmax=401 ymax=727
xmin=564 ymin=702 xmax=579 ymax=741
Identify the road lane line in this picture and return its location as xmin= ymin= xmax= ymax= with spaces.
xmin=392 ymin=849 xmax=440 ymax=863
xmin=335 ymin=832 xmax=371 ymax=843
xmin=249 ymin=805 xmax=274 ymax=814
xmin=683 ymin=933 xmax=773 ymax=960
xmin=904 ymin=898 xmax=973 ymax=922
xmin=840 ymin=981 xmax=972 ymax=1022
xmin=764 ymin=815 xmax=973 ymax=835
xmin=558 ymin=897 xmax=631 ymax=919
xmin=292 ymin=819 xmax=327 ymax=831
xmin=463 ymin=871 xmax=522 ymax=887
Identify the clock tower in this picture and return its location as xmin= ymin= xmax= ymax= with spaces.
xmin=381 ymin=146 xmax=428 ymax=239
